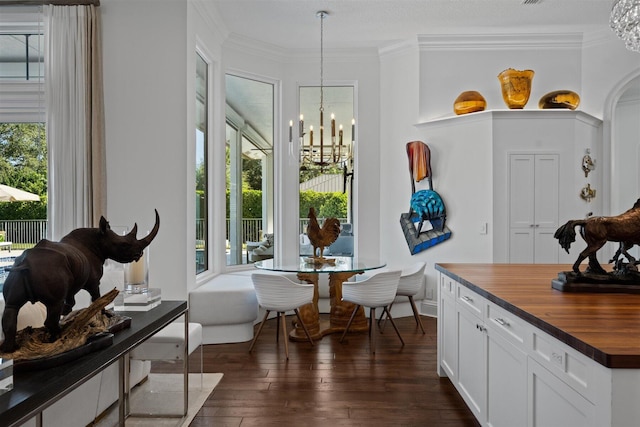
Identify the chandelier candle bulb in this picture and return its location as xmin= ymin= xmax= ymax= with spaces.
xmin=352 ymin=119 xmax=355 ymax=142
xmin=331 ymin=113 xmax=336 ymax=137
xmin=339 ymin=125 xmax=343 ymax=145
xmin=299 ymin=114 xmax=304 ymax=137
xmin=309 ymin=126 xmax=313 ymax=148
xmin=289 ymin=120 xmax=293 ymax=142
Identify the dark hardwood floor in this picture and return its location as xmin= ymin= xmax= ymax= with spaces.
xmin=168 ymin=314 xmax=479 ymax=426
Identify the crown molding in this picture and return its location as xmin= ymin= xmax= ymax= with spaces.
xmin=418 ymin=33 xmax=584 ymax=51
xmin=192 ymin=0 xmax=228 ymax=42
xmin=379 ymin=38 xmax=419 ymax=59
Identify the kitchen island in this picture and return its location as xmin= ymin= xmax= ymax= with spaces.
xmin=436 ymin=263 xmax=640 ymax=427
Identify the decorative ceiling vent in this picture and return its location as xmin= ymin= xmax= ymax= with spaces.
xmin=522 ymin=0 xmax=542 ymax=4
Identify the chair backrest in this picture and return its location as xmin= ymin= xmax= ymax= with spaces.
xmin=251 ymin=273 xmax=314 ymax=312
xmin=397 ymin=261 xmax=426 ymax=296
xmin=343 ymin=270 xmax=401 ymax=307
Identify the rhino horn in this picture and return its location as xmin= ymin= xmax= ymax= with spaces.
xmin=139 ymin=209 xmax=160 ymax=248
xmin=128 ymin=223 xmax=138 ymax=238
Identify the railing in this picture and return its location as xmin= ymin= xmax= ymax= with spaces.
xmin=2 ymin=218 xmax=349 ymax=249
xmin=0 ymin=220 xmax=48 ymax=249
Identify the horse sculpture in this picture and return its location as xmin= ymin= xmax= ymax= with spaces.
xmin=554 ymin=199 xmax=640 ymax=275
xmin=0 ymin=210 xmax=160 ymax=353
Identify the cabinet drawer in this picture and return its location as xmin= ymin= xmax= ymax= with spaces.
xmin=530 ymin=329 xmax=595 ymax=403
xmin=486 ymin=301 xmax=526 ymax=348
xmin=440 ymin=274 xmax=457 ymax=299
xmin=457 ymin=285 xmax=484 ymax=318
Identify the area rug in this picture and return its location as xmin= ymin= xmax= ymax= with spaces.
xmin=96 ymin=373 xmax=222 ymax=427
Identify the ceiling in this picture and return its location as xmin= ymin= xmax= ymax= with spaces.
xmin=212 ymin=0 xmax=614 ymax=50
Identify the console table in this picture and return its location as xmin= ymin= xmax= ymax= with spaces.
xmin=0 ymin=300 xmax=188 ymax=427
xmin=436 ymin=263 xmax=640 ymax=427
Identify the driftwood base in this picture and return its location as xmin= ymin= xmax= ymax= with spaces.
xmin=0 ymin=289 xmax=131 ymax=371
xmin=290 ymin=271 xmax=367 ymax=342
xmin=552 ymin=270 xmax=640 ymax=294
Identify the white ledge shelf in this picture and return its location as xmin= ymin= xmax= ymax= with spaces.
xmin=415 ymin=109 xmax=602 ymax=129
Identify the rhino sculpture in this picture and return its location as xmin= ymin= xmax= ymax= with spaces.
xmin=0 ymin=210 xmax=160 ymax=353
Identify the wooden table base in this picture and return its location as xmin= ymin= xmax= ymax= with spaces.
xmin=290 ymin=271 xmax=368 ymax=341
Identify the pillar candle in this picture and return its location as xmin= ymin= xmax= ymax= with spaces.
xmin=126 ymin=252 xmax=147 ymax=285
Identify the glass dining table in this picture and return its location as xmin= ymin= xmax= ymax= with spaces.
xmin=254 ymin=256 xmax=386 ymax=341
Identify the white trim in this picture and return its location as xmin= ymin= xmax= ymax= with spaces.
xmin=418 ymin=33 xmax=584 ymax=51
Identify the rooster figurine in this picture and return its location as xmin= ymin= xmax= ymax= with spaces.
xmin=306 ymin=207 xmax=341 ymax=263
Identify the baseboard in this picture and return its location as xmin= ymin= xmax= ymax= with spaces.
xmin=420 ymin=300 xmax=437 ymax=318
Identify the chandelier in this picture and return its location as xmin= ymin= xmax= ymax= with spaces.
xmin=289 ymin=11 xmax=355 ymax=170
xmin=610 ymin=0 xmax=640 ymax=52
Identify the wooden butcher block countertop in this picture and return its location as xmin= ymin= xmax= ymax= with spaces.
xmin=435 ymin=263 xmax=640 ymax=368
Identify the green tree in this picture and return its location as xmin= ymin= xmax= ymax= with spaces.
xmin=243 ymin=157 xmax=262 ymax=190
xmin=0 ymin=123 xmax=47 ymax=196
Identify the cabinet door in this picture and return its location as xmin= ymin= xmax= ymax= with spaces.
xmin=440 ymin=289 xmax=457 ymax=379
xmin=509 ymin=154 xmax=535 ymax=230
xmin=528 ymin=358 xmax=596 ymax=427
xmin=533 ymin=154 xmax=559 ymax=263
xmin=486 ymin=329 xmax=527 ymax=427
xmin=457 ymin=306 xmax=486 ymax=422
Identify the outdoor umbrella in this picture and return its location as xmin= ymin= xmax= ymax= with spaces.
xmin=0 ymin=184 xmax=41 ymax=202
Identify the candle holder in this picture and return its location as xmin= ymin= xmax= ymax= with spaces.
xmin=124 ymin=250 xmax=149 ymax=294
xmin=0 ymin=357 xmax=13 ymax=395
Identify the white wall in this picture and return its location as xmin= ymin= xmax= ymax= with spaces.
xmin=101 ymin=0 xmax=225 ymax=299
xmin=417 ymin=34 xmax=583 ymax=122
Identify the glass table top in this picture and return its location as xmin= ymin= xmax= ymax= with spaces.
xmin=254 ymin=256 xmax=386 ymax=274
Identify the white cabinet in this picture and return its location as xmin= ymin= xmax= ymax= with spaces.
xmin=438 ymin=271 xmax=598 ymax=427
xmin=486 ymin=327 xmax=527 ymax=427
xmin=528 ymin=358 xmax=596 ymax=427
xmin=508 ymin=153 xmax=559 ymax=263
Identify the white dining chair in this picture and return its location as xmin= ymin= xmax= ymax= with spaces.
xmin=249 ymin=273 xmax=315 ymax=360
xmin=379 ymin=261 xmax=427 ymax=334
xmin=340 ymin=270 xmax=404 ymax=354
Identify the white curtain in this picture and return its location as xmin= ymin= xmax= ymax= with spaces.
xmin=45 ymin=4 xmax=105 ymax=240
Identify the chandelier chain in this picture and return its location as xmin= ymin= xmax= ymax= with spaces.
xmin=320 ymin=11 xmax=325 ymax=113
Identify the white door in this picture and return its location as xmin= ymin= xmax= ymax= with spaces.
xmin=508 ymin=153 xmax=559 ymax=263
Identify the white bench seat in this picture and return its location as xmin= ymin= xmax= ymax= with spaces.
xmin=189 ymin=272 xmax=258 ymax=344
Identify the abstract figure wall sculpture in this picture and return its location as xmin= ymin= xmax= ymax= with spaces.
xmin=0 ymin=211 xmax=160 ymax=353
xmin=400 ymin=141 xmax=451 ymax=254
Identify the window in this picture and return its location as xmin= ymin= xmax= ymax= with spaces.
xmin=225 ymin=74 xmax=274 ymax=266
xmin=0 ymin=8 xmax=47 ymax=270
xmin=298 ymin=85 xmax=355 ymax=252
xmin=195 ymin=53 xmax=208 ymax=274
xmin=0 ymin=33 xmax=44 ymax=80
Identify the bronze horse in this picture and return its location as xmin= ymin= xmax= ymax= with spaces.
xmin=1 ymin=210 xmax=159 ymax=353
xmin=554 ymin=199 xmax=640 ymax=274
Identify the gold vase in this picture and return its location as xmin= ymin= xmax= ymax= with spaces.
xmin=497 ymin=68 xmax=534 ymax=109
xmin=538 ymin=90 xmax=580 ymax=110
xmin=453 ymin=91 xmax=487 ymax=115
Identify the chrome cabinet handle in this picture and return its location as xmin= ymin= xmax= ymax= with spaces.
xmin=495 ymin=317 xmax=510 ymax=327
xmin=461 ymin=295 xmax=473 ymax=303
xmin=476 ymin=324 xmax=487 ymax=332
